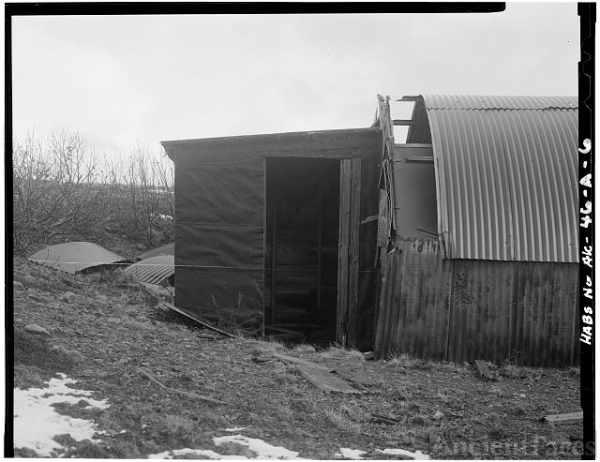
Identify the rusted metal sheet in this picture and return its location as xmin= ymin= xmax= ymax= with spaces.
xmin=124 ymin=255 xmax=175 ymax=286
xmin=374 ymin=239 xmax=451 ymax=361
xmin=29 ymin=242 xmax=128 ymax=274
xmin=137 ymin=243 xmax=174 ymax=261
xmin=405 ymin=94 xmax=578 ymax=263
xmin=375 ymin=239 xmax=579 ymax=366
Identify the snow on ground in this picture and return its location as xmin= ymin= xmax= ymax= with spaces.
xmin=376 ymin=448 xmax=431 ymax=459
xmin=149 ymin=435 xmax=431 ymax=460
xmin=13 ymin=373 xmax=109 ymax=457
xmin=149 ymin=434 xmax=303 ymax=459
xmin=336 ymin=447 xmax=431 ymax=460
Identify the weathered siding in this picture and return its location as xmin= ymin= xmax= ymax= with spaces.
xmin=375 ymin=238 xmax=579 ymax=367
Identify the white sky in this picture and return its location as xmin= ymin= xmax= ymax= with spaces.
xmin=11 ymin=3 xmax=580 ymax=155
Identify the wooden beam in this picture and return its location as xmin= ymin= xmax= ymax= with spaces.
xmin=270 ymin=179 xmax=278 ymax=324
xmin=337 ymin=160 xmax=351 ymax=346
xmin=317 ymin=178 xmax=323 ymax=321
xmin=393 ymin=119 xmax=427 ymax=126
xmin=347 ymin=158 xmax=361 ymax=348
xmin=398 ymin=95 xmax=421 ymax=102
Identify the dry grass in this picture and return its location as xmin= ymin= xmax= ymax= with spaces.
xmin=325 ymin=406 xmax=363 ymax=434
xmin=319 ymin=345 xmax=365 ymax=362
xmin=385 ymin=352 xmax=421 ymax=369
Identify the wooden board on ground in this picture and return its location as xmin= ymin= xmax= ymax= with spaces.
xmin=542 ymin=412 xmax=583 ymax=425
xmin=273 ymin=353 xmax=360 ymax=394
xmin=330 ymin=366 xmax=379 ymax=388
xmin=295 ymin=363 xmax=360 ymax=394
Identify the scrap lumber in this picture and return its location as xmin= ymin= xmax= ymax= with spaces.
xmin=140 ymin=284 xmax=239 ymax=339
xmin=542 ymin=412 xmax=583 ymax=425
xmin=157 ymin=300 xmax=238 ymax=338
xmin=273 ymin=353 xmax=360 ymax=394
xmin=331 ymin=366 xmax=379 ymax=388
xmin=296 ymin=364 xmax=360 ymax=394
xmin=138 ymin=368 xmax=226 ymax=405
xmin=273 ymin=353 xmax=331 ymax=371
xmin=475 ymin=360 xmax=495 ymax=381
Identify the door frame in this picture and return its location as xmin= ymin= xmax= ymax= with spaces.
xmin=337 ymin=158 xmax=362 ymax=347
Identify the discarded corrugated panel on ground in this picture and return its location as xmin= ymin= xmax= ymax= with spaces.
xmin=137 ymin=243 xmax=174 ymax=261
xmin=28 ymin=242 xmax=128 ymax=274
xmin=404 ymin=94 xmax=578 ymax=262
xmin=124 ymin=255 xmax=175 ymax=286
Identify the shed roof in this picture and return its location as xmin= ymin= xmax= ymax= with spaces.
xmin=405 ymin=94 xmax=578 ymax=262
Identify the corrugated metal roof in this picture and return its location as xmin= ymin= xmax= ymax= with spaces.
xmin=124 ymin=255 xmax=175 ymax=286
xmin=406 ymin=94 xmax=578 ymax=262
xmin=137 ymin=243 xmax=174 ymax=261
xmin=29 ymin=242 xmax=128 ymax=274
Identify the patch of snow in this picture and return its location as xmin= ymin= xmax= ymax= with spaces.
xmin=225 ymin=427 xmax=246 ymax=432
xmin=148 ymin=435 xmax=303 ymax=460
xmin=377 ymin=448 xmax=430 ymax=460
xmin=214 ymin=435 xmax=301 ymax=459
xmin=14 ymin=374 xmax=109 ymax=457
xmin=149 ymin=448 xmax=237 ymax=459
xmin=336 ymin=447 xmax=367 ymax=459
xmin=335 ymin=447 xmax=430 ymax=460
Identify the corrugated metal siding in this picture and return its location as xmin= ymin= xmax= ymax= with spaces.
xmin=374 ymin=239 xmax=451 ymax=360
xmin=29 ymin=242 xmax=128 ymax=274
xmin=124 ymin=255 xmax=175 ymax=286
xmin=138 ymin=243 xmax=174 ymax=261
xmin=418 ymin=94 xmax=578 ymax=262
xmin=375 ymin=239 xmax=579 ymax=367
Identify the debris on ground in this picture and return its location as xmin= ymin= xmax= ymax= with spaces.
xmin=24 ymin=324 xmax=51 ymax=336
xmin=28 ymin=241 xmax=129 ymax=274
xmin=542 ymin=411 xmax=584 ymax=425
xmin=273 ymin=353 xmax=360 ymax=394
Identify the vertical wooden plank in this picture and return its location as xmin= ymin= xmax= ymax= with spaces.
xmin=337 ymin=160 xmax=351 ymax=345
xmin=262 ymin=158 xmax=268 ymax=337
xmin=316 ymin=179 xmax=323 ymax=322
xmin=347 ymin=158 xmax=361 ymax=347
xmin=270 ymin=171 xmax=278 ymax=324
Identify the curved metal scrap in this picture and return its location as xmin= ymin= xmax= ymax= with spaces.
xmin=124 ymin=255 xmax=175 ymax=286
xmin=29 ymin=242 xmax=128 ymax=274
xmin=406 ymin=94 xmax=578 ymax=262
xmin=137 ymin=243 xmax=174 ymax=261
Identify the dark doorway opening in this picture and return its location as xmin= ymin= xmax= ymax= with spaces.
xmin=265 ymin=157 xmax=340 ymax=345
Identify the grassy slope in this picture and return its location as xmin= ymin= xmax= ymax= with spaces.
xmin=13 ymin=255 xmax=583 ymax=459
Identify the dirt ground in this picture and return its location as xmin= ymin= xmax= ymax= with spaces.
xmin=12 ymin=254 xmax=583 ymax=459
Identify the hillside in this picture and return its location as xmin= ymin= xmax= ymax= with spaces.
xmin=12 ymin=253 xmax=583 ymax=459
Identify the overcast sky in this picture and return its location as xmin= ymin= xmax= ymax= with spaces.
xmin=11 ymin=3 xmax=580 ymax=155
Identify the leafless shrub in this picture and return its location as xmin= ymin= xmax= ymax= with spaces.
xmin=12 ymin=130 xmax=174 ymax=253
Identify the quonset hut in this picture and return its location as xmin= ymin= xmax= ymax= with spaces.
xmin=162 ymin=94 xmax=579 ymax=367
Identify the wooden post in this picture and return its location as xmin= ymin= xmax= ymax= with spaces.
xmin=270 ymin=177 xmax=278 ymax=324
xmin=317 ymin=178 xmax=323 ymax=323
xmin=337 ymin=160 xmax=351 ymax=346
xmin=347 ymin=158 xmax=361 ymax=348
xmin=337 ymin=158 xmax=361 ymax=348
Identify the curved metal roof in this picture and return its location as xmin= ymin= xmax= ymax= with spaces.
xmin=406 ymin=94 xmax=578 ymax=262
xmin=137 ymin=242 xmax=174 ymax=261
xmin=124 ymin=255 xmax=175 ymax=286
xmin=29 ymin=242 xmax=128 ymax=273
